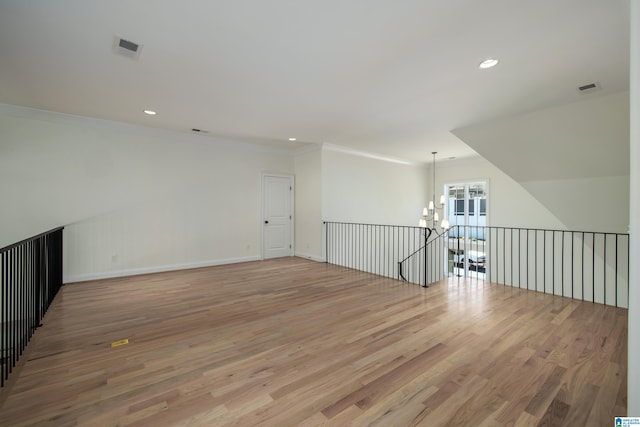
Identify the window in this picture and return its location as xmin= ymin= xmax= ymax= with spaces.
xmin=445 ymin=181 xmax=488 ymax=227
xmin=456 ymin=199 xmax=484 ymax=216
xmin=450 ymin=186 xmax=466 ymax=217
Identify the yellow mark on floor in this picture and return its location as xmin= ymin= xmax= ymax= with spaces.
xmin=111 ymin=339 xmax=129 ymax=348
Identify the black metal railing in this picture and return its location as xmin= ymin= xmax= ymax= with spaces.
xmin=476 ymin=226 xmax=630 ymax=308
xmin=398 ymin=228 xmax=449 ymax=287
xmin=417 ymin=225 xmax=630 ymax=308
xmin=324 ymin=222 xmax=425 ymax=281
xmin=324 ymin=222 xmax=630 ymax=308
xmin=1 ymin=227 xmax=64 ymax=388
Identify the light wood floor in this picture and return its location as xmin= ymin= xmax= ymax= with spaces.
xmin=0 ymin=257 xmax=627 ymax=426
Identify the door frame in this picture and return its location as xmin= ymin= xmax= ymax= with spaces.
xmin=261 ymin=172 xmax=295 ymax=259
xmin=443 ymin=179 xmax=489 ymax=278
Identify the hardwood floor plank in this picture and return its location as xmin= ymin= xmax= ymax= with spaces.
xmin=320 ymin=342 xmax=446 ymax=419
xmin=588 ymin=362 xmax=624 ymax=426
xmin=537 ymin=397 xmax=570 ymax=427
xmin=411 ymin=374 xmax=489 ymax=426
xmin=0 ymin=258 xmax=627 ymax=426
xmin=525 ymin=365 xmax=567 ymax=416
xmin=562 ymin=383 xmax=600 ymax=427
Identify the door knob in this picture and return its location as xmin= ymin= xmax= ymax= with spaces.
xmin=264 ymin=220 xmax=269 ymax=224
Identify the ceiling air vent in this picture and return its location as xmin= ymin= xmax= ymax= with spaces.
xmin=578 ymin=82 xmax=599 ymax=93
xmin=112 ymin=36 xmax=143 ymax=60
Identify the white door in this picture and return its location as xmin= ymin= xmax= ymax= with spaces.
xmin=262 ymin=174 xmax=293 ymax=259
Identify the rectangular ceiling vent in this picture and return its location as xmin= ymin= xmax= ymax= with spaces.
xmin=578 ymin=82 xmax=599 ymax=94
xmin=112 ymin=36 xmax=143 ymax=60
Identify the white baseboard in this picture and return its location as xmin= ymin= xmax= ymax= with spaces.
xmin=294 ymin=251 xmax=326 ymax=263
xmin=64 ymin=256 xmax=261 ymax=283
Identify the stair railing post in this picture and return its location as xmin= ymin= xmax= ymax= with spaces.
xmin=423 ymin=227 xmax=427 ymax=287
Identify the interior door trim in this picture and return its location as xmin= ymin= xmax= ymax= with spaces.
xmin=261 ymin=172 xmax=295 ymax=259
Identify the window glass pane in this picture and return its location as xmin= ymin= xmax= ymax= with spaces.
xmin=449 ymin=185 xmax=464 ymax=199
xmin=469 ymin=184 xmax=486 ymax=198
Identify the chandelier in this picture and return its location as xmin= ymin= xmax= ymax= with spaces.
xmin=419 ymin=152 xmax=450 ymax=239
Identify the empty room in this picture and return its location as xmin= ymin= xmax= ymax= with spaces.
xmin=1 ymin=1 xmax=639 ymax=426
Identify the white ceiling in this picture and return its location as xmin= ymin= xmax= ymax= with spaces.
xmin=0 ymin=0 xmax=630 ymax=163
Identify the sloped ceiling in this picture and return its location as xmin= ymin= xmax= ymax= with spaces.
xmin=452 ymin=91 xmax=630 ymax=232
xmin=0 ymin=0 xmax=630 ymax=163
xmin=451 ymin=91 xmax=630 ymax=182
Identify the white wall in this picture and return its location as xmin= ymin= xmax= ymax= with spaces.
xmin=294 ymin=147 xmax=323 ymax=261
xmin=434 ymin=156 xmax=566 ymax=230
xmin=521 ymin=176 xmax=629 ymax=233
xmin=322 ymin=147 xmax=428 ymax=226
xmin=452 ymin=91 xmax=630 ymax=233
xmin=0 ymin=104 xmax=294 ymax=282
xmin=628 ymin=0 xmax=639 ymax=416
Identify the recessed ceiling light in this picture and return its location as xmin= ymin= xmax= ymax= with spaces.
xmin=479 ymin=58 xmax=499 ymax=69
xmin=288 ymin=137 xmax=297 ymax=141
xmin=143 ymin=109 xmax=157 ymax=115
